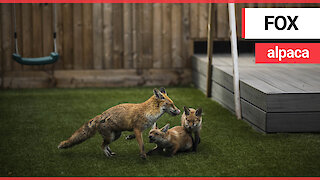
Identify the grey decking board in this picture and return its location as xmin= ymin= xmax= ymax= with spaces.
xmin=241 ymin=68 xmax=306 ymax=93
xmin=194 ymin=53 xmax=320 ymax=93
xmin=193 ymin=54 xmax=320 ymax=132
xmin=267 ymin=93 xmax=320 ymax=112
xmin=192 ymin=70 xmax=207 ymax=94
xmin=192 ymin=56 xmax=208 ymax=77
xmin=257 ymin=67 xmax=318 ymax=92
xmin=216 ymin=66 xmax=286 ymax=94
xmin=211 ymin=66 xmax=269 ymax=111
xmin=192 ymin=60 xmax=320 ymax=132
xmin=210 ymin=80 xmax=266 ymax=131
xmin=193 ymin=54 xmax=320 ymax=111
xmin=193 ymin=56 xmax=270 ymax=111
xmin=211 ymin=64 xmax=320 ymax=112
xmin=287 ymin=67 xmax=320 ymax=88
xmin=267 ymin=112 xmax=320 ymax=132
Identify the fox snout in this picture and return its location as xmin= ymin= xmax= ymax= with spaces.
xmin=170 ymin=108 xmax=180 ymax=116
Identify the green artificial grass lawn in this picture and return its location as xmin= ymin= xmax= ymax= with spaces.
xmin=0 ymin=86 xmax=320 ymax=177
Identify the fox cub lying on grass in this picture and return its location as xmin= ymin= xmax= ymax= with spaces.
xmin=181 ymin=106 xmax=202 ymax=151
xmin=147 ymin=123 xmax=193 ymax=156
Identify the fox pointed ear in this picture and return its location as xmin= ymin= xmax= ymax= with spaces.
xmin=153 ymin=88 xmax=164 ymax=99
xmin=161 ymin=124 xmax=170 ymax=133
xmin=184 ymin=106 xmax=190 ymax=116
xmin=159 ymin=87 xmax=167 ymax=95
xmin=195 ymin=108 xmax=202 ymax=117
xmin=152 ymin=123 xmax=158 ymax=129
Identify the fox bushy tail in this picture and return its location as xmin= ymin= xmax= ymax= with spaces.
xmin=58 ymin=118 xmax=98 ymax=149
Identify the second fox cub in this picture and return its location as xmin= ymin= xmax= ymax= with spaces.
xmin=58 ymin=88 xmax=180 ymax=159
xmin=181 ymin=106 xmax=203 ymax=151
xmin=147 ymin=123 xmax=193 ymax=156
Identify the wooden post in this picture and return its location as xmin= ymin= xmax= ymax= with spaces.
xmin=228 ymin=3 xmax=242 ymax=119
xmin=206 ymin=3 xmax=214 ymax=98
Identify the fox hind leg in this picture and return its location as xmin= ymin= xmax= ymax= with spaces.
xmin=101 ymin=131 xmax=122 ymax=157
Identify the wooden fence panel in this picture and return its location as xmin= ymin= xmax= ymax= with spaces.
xmin=82 ymin=4 xmax=93 ymax=70
xmin=42 ymin=4 xmax=53 ymax=71
xmin=190 ymin=3 xmax=199 ymax=39
xmin=13 ymin=4 xmax=23 ymax=71
xmin=171 ymin=4 xmax=182 ymax=69
xmin=1 ymin=3 xmax=320 ymax=79
xmin=55 ymin=4 xmax=64 ymax=70
xmin=112 ymin=3 xmax=124 ymax=69
xmin=93 ymin=3 xmax=103 ymax=70
xmin=132 ymin=3 xmax=140 ymax=70
xmin=182 ymin=4 xmax=192 ymax=68
xmin=62 ymin=4 xmax=73 ymax=70
xmin=31 ymin=4 xmax=43 ymax=71
xmin=73 ymin=4 xmax=83 ymax=70
xmin=22 ymin=4 xmax=33 ymax=71
xmin=152 ymin=3 xmax=162 ymax=69
xmin=216 ymin=3 xmax=229 ymax=40
xmin=103 ymin=3 xmax=113 ymax=69
xmin=0 ymin=4 xmax=3 ymax=80
xmin=141 ymin=3 xmax=153 ymax=69
xmin=199 ymin=3 xmax=208 ymax=39
xmin=161 ymin=3 xmax=172 ymax=69
xmin=123 ymin=4 xmax=133 ymax=69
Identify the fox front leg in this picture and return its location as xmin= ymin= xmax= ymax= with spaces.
xmin=170 ymin=146 xmax=180 ymax=156
xmin=134 ymin=128 xmax=146 ymax=159
xmin=193 ymin=131 xmax=201 ymax=152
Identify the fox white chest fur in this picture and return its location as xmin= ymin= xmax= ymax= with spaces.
xmin=144 ymin=108 xmax=164 ymax=130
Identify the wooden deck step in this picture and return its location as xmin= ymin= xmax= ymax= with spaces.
xmin=192 ymin=54 xmax=320 ymax=133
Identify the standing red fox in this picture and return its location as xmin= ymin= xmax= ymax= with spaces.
xmin=58 ymin=88 xmax=180 ymax=159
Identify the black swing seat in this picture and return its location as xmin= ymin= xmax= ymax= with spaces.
xmin=12 ymin=52 xmax=59 ymax=65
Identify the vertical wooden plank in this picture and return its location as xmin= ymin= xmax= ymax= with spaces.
xmin=73 ymin=4 xmax=83 ymax=69
xmin=199 ymin=3 xmax=208 ymax=39
xmin=55 ymin=4 xmax=64 ymax=70
xmin=12 ymin=4 xmax=22 ymax=70
xmin=103 ymin=3 xmax=113 ymax=69
xmin=190 ymin=3 xmax=199 ymax=39
xmin=123 ymin=4 xmax=133 ymax=69
xmin=22 ymin=4 xmax=33 ymax=71
xmin=132 ymin=3 xmax=140 ymax=70
xmin=112 ymin=3 xmax=123 ymax=69
xmin=141 ymin=3 xmax=153 ymax=69
xmin=42 ymin=4 xmax=53 ymax=70
xmin=235 ymin=4 xmax=243 ymax=38
xmin=162 ymin=3 xmax=171 ymax=68
xmin=182 ymin=4 xmax=192 ymax=69
xmin=152 ymin=3 xmax=162 ymax=69
xmin=171 ymin=3 xmax=182 ymax=69
xmin=0 ymin=4 xmax=3 ymax=85
xmin=92 ymin=3 xmax=103 ymax=69
xmin=217 ymin=3 xmax=229 ymax=40
xmin=82 ymin=4 xmax=93 ymax=69
xmin=62 ymin=3 xmax=73 ymax=69
xmin=31 ymin=4 xmax=43 ymax=70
